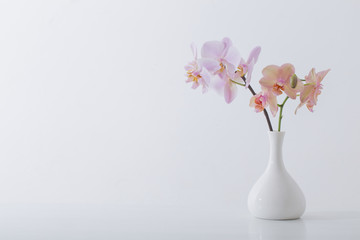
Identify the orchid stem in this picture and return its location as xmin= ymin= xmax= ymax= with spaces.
xmin=241 ymin=76 xmax=273 ymax=131
xmin=277 ymin=96 xmax=289 ymax=132
xmin=230 ymin=80 xmax=245 ymax=86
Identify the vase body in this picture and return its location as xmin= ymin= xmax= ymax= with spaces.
xmin=248 ymin=131 xmax=306 ymax=220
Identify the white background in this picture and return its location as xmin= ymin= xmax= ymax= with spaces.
xmin=0 ymin=0 xmax=359 ymax=216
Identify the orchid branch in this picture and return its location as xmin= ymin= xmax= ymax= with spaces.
xmin=277 ymin=96 xmax=289 ymax=132
xmin=231 ymin=76 xmax=273 ymax=131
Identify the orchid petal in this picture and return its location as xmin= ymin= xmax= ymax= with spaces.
xmin=191 ymin=81 xmax=200 ymax=89
xmin=199 ymin=78 xmax=209 ymax=94
xmin=313 ymin=88 xmax=322 ymax=102
xmin=224 ymin=45 xmax=241 ymax=67
xmin=224 ymin=61 xmax=237 ymax=79
xmin=262 ymin=65 xmax=280 ymax=79
xmin=201 ymin=40 xmax=225 ymax=59
xmin=294 ymin=78 xmax=304 ymax=92
xmin=300 ymin=85 xmax=314 ymax=103
xmin=222 ymin=37 xmax=232 ymax=47
xmin=249 ymin=95 xmax=256 ymax=107
xmin=306 ymin=68 xmax=316 ymax=83
xmin=295 ymin=102 xmax=305 ymax=114
xmin=210 ymin=75 xmax=225 ymax=94
xmin=248 ymin=46 xmax=261 ymax=64
xmin=279 ymin=63 xmax=295 ymax=83
xmin=267 ymin=92 xmax=278 ymax=117
xmin=184 ymin=64 xmax=193 ymax=71
xmin=200 ymin=68 xmax=211 ymax=85
xmin=224 ymin=81 xmax=237 ymax=104
xmin=316 ymin=69 xmax=330 ymax=83
xmin=239 ymin=58 xmax=246 ymax=65
xmin=306 ymin=102 xmax=314 ymax=112
xmin=245 ymin=61 xmax=254 ymax=88
xmin=259 ymin=76 xmax=276 ymax=89
xmin=222 ymin=37 xmax=232 ymax=56
xmin=233 ymin=72 xmax=245 ymax=84
xmin=283 ymin=85 xmax=297 ymax=99
xmin=198 ymin=58 xmax=220 ymax=73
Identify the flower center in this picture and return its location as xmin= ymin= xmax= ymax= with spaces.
xmin=187 ymin=71 xmax=200 ymax=83
xmin=272 ymin=83 xmax=284 ymax=95
xmin=214 ymin=62 xmax=226 ymax=76
xmin=254 ymin=97 xmax=263 ymax=105
xmin=237 ymin=65 xmax=247 ymax=77
xmin=219 ymin=62 xmax=226 ymax=72
xmin=254 ymin=95 xmax=265 ymax=112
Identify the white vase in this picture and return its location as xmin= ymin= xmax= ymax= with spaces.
xmin=248 ymin=131 xmax=306 ymax=220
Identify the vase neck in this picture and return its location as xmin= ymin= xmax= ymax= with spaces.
xmin=267 ymin=131 xmax=286 ymax=170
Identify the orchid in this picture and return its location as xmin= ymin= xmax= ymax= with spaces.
xmin=250 ymin=92 xmax=267 ymax=113
xmin=295 ymin=68 xmax=330 ymax=113
xmin=200 ymin=37 xmax=241 ymax=103
xmin=184 ymin=43 xmax=217 ymax=93
xmin=234 ymin=46 xmax=261 ymax=88
xmin=184 ymin=38 xmax=330 ymax=132
xmin=249 ymin=90 xmax=278 ymax=117
xmin=259 ymin=63 xmax=304 ymax=99
xmin=201 ymin=37 xmax=241 ymax=72
xmin=184 ymin=64 xmax=210 ymax=93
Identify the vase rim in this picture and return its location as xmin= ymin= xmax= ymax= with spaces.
xmin=268 ymin=130 xmax=285 ymax=134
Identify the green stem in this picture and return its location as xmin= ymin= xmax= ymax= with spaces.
xmin=277 ymin=96 xmax=289 ymax=132
xmin=230 ymin=80 xmax=245 ymax=86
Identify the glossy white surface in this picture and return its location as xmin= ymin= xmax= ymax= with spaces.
xmin=0 ymin=204 xmax=359 ymax=240
xmin=248 ymin=131 xmax=306 ymax=219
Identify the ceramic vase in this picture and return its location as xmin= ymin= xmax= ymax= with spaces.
xmin=248 ymin=131 xmax=306 ymax=220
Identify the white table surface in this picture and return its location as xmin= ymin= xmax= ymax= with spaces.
xmin=0 ymin=204 xmax=359 ymax=239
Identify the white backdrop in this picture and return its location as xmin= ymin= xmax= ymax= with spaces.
xmin=0 ymin=0 xmax=359 ymax=214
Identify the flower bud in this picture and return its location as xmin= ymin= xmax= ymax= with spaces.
xmin=290 ymin=74 xmax=298 ymax=88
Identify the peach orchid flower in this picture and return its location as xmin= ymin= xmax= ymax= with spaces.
xmin=259 ymin=63 xmax=303 ymax=99
xmin=249 ymin=90 xmax=278 ymax=117
xmin=295 ymin=68 xmax=330 ymax=113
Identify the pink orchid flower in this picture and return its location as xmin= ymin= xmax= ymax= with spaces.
xmin=234 ymin=46 xmax=261 ymax=88
xmin=295 ymin=68 xmax=330 ymax=113
xmin=249 ymin=90 xmax=278 ymax=117
xmin=259 ymin=63 xmax=304 ymax=99
xmin=200 ymin=37 xmax=241 ymax=103
xmin=184 ymin=43 xmax=216 ymax=93
xmin=201 ymin=37 xmax=241 ymax=70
